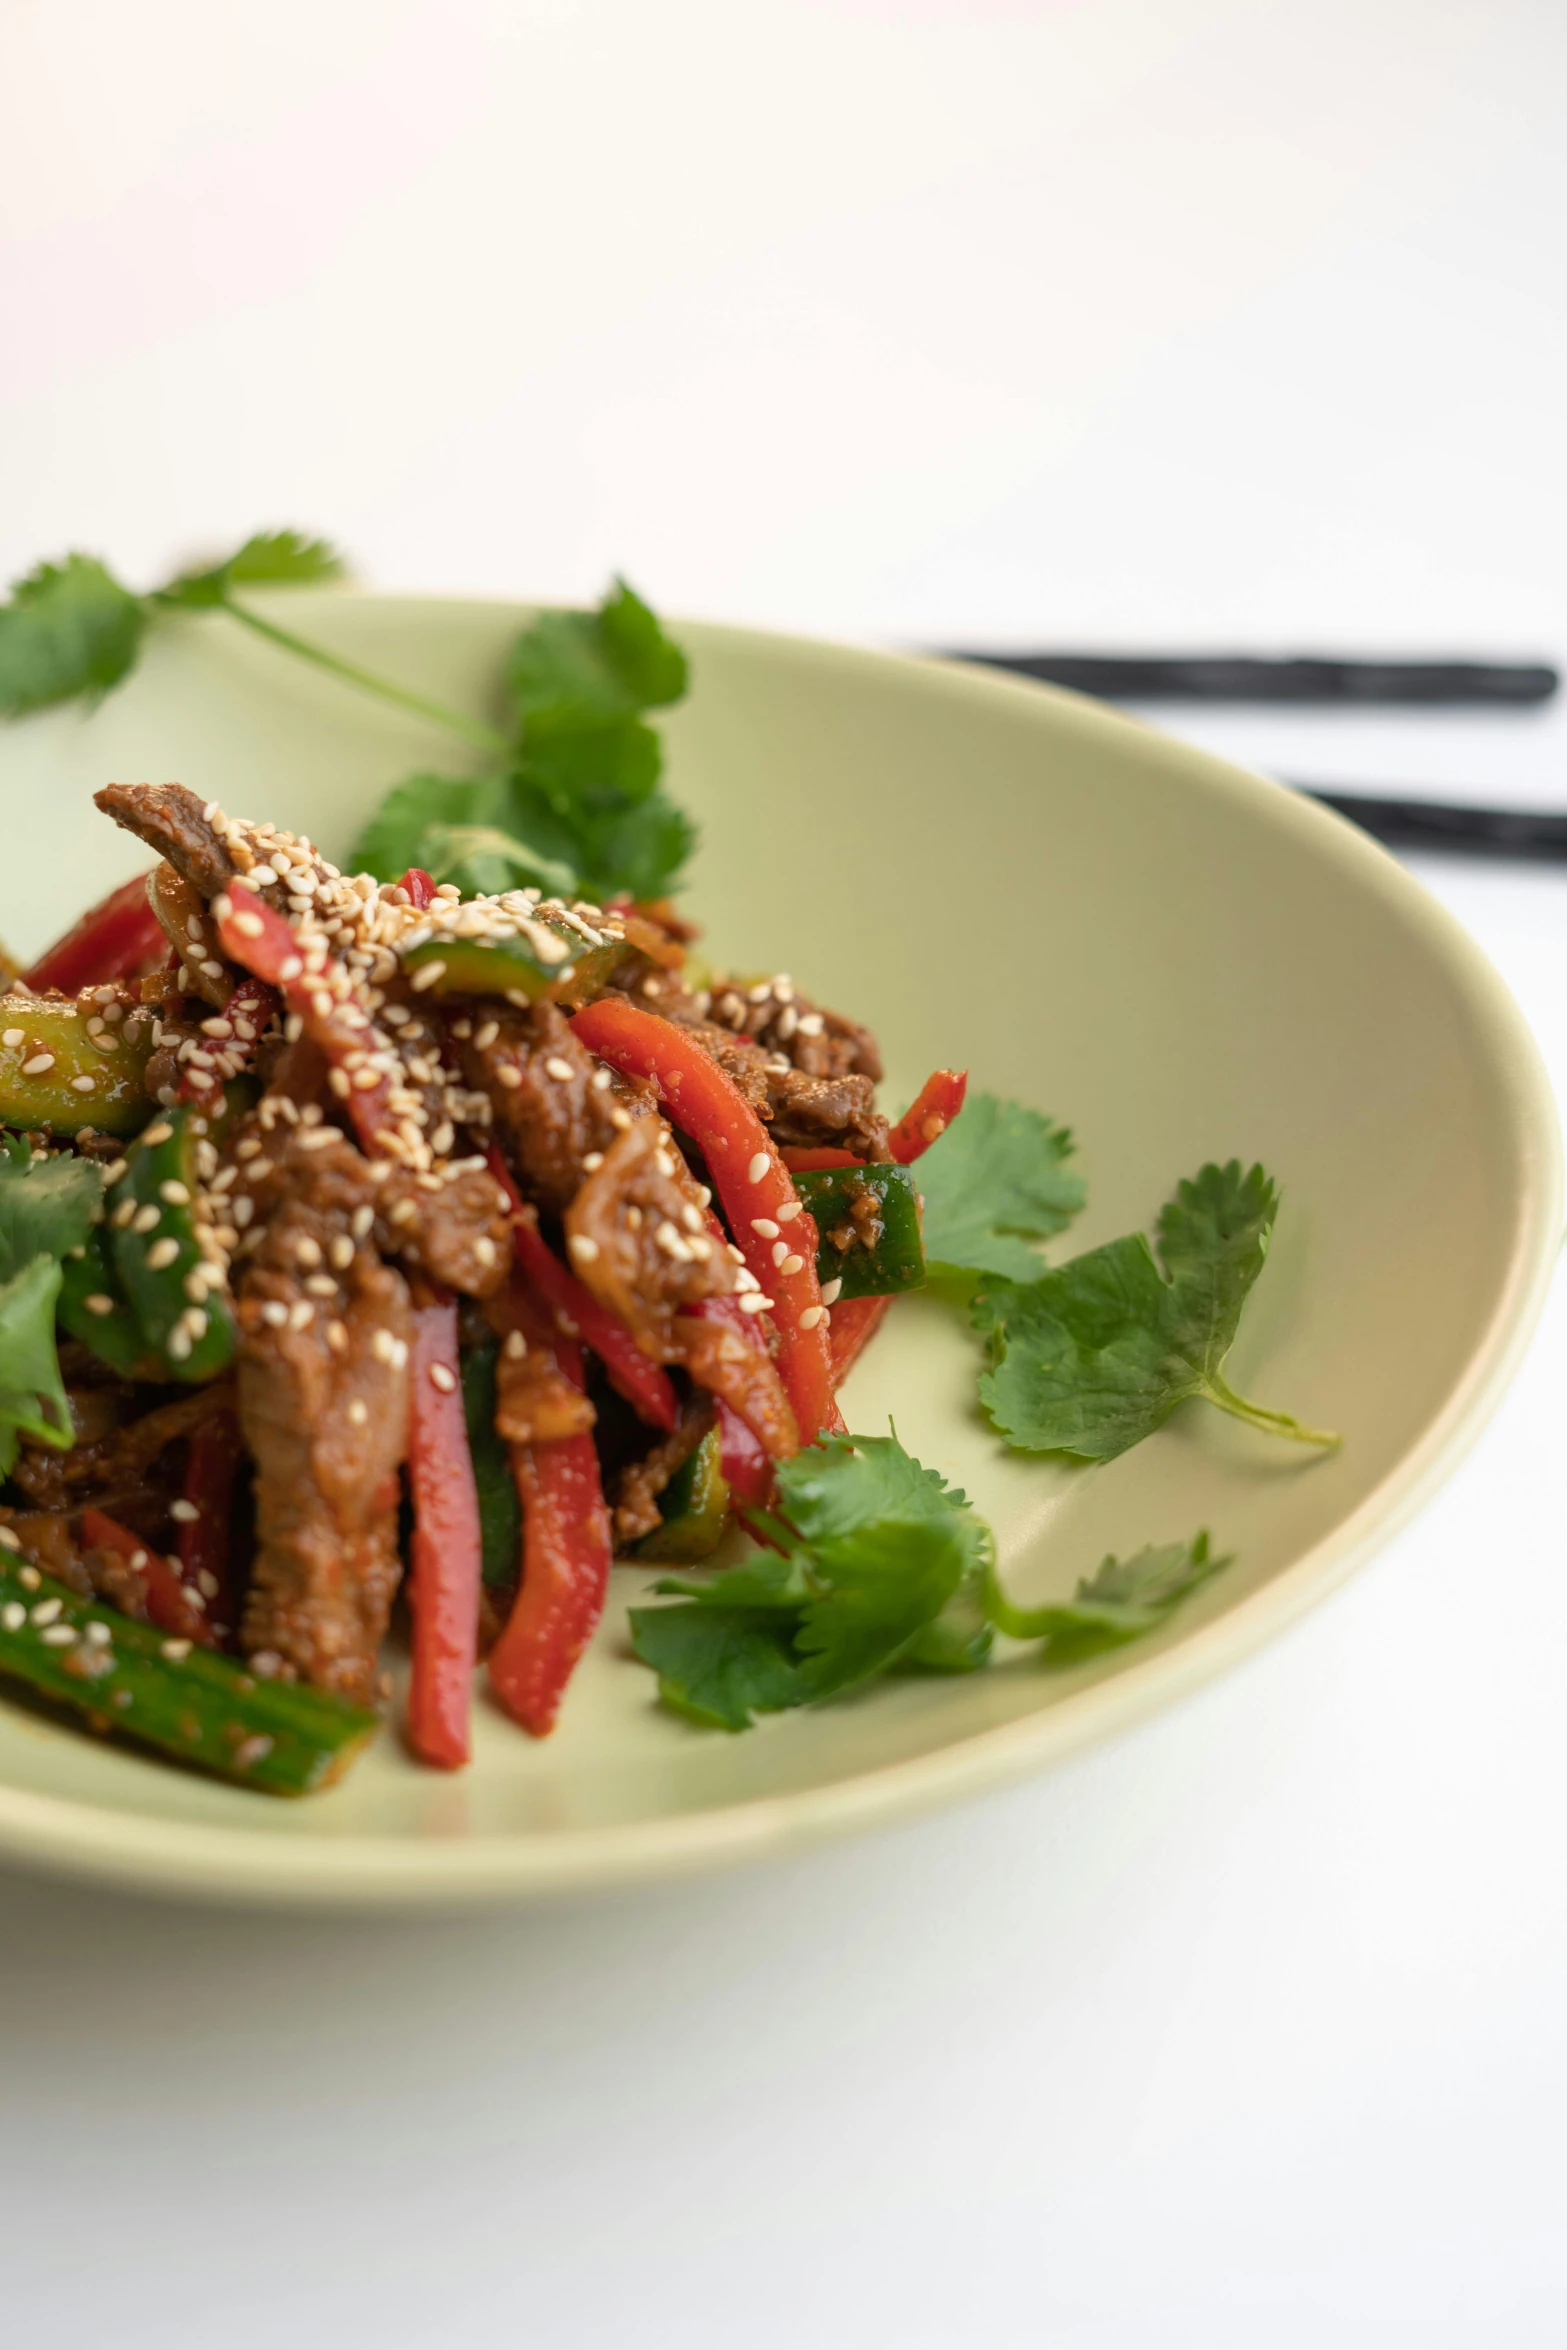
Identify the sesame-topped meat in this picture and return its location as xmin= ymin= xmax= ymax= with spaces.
xmin=96 ymin=783 xmax=239 ymax=902
xmin=640 ymin=1010 xmax=889 ymax=1160
xmin=611 ymin=1397 xmax=715 ymax=1546
xmin=563 ymin=1119 xmax=798 ymax=1457
xmin=234 ymin=1137 xmax=412 ymax=1701
xmin=462 ymin=1002 xmax=651 ymax=1214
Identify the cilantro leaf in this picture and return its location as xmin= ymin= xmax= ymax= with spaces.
xmin=417 ymin=825 xmax=579 ymax=900
xmin=985 ymin=1532 xmax=1227 ymax=1664
xmin=0 ymin=1255 xmax=73 ymax=1475
xmin=0 ymin=1138 xmax=103 ymax=1281
xmin=158 ymin=530 xmax=346 ymax=610
xmin=349 ymin=772 xmax=506 ymax=882
xmin=917 ymin=1092 xmax=1084 ymax=1279
xmin=630 ymin=1431 xmax=992 ymax=1728
xmin=627 ymin=1606 xmax=809 ymax=1730
xmin=974 ymin=1160 xmax=1338 ymax=1460
xmin=0 ymin=556 xmax=148 ymax=717
xmin=508 ymin=578 xmax=687 ymax=738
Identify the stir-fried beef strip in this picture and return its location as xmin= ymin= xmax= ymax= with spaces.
xmin=633 ymin=1002 xmax=890 ymax=1161
xmin=234 ymin=1131 xmax=413 ymax=1700
xmin=612 ymin=1396 xmax=715 ymax=1546
xmin=96 ymin=783 xmax=239 ymax=903
xmin=564 ymin=1119 xmax=799 ymax=1455
xmin=488 ymin=1318 xmax=596 ymax=1446
xmin=463 ymin=1002 xmax=652 ymax=1214
xmin=9 ymin=1385 xmax=229 ymax=1513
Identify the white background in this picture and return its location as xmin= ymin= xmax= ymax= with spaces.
xmin=3 ymin=5 xmax=1567 ymax=2343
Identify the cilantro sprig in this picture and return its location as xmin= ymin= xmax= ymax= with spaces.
xmin=0 ymin=1138 xmax=105 ymax=1473
xmin=629 ymin=1428 xmax=1223 ymax=1730
xmin=0 ymin=538 xmax=694 ymax=903
xmin=973 ymin=1160 xmax=1339 ymax=1460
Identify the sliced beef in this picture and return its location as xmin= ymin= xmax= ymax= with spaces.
xmin=564 ymin=1120 xmax=798 ymax=1456
xmin=462 ymin=1001 xmax=651 ymax=1214
xmin=376 ymin=1163 xmax=513 ymax=1300
xmin=9 ymin=1386 xmax=229 ymax=1512
xmin=489 ymin=1325 xmax=596 ymax=1446
xmin=95 ymin=784 xmax=237 ymax=902
xmin=651 ymin=1007 xmax=889 ymax=1159
xmin=234 ymin=1141 xmax=411 ymax=1701
xmin=146 ymin=862 xmax=234 ymax=1007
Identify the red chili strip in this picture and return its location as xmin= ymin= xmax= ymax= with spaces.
xmin=405 ymin=1297 xmax=483 ymax=1769
xmin=826 ymin=1295 xmax=892 ymax=1382
xmin=212 ymin=890 xmax=400 ymax=1158
xmin=398 ymin=867 xmax=438 ymax=910
xmin=487 ymin=1278 xmax=613 ymax=1737
xmin=176 ymin=1413 xmax=246 ymax=1636
xmin=485 ymin=1146 xmax=679 ymax=1432
xmin=887 ymin=1068 xmax=968 ymax=1164
xmin=779 ymin=1146 xmax=861 ymax=1173
xmin=80 ymin=1505 xmax=215 ymax=1646
xmin=24 ymin=872 xmax=167 ymax=994
xmin=569 ymin=999 xmax=842 ymax=1442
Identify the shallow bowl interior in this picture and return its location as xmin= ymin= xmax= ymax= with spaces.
xmin=0 ymin=595 xmax=1556 ymax=1906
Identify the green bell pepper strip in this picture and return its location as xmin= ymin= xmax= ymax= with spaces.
xmin=636 ymin=1424 xmax=732 ymax=1563
xmin=107 ymin=1106 xmax=235 ymax=1380
xmin=399 ymin=916 xmax=629 ymax=1008
xmin=57 ymin=1224 xmax=152 ymax=1374
xmin=0 ymin=997 xmax=155 ymax=1138
xmin=791 ymin=1164 xmax=926 ymax=1303
xmin=461 ymin=1337 xmax=524 ymax=1591
xmin=0 ymin=1556 xmax=378 ymax=1795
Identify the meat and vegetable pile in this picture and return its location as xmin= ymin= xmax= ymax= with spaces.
xmin=0 ymin=560 xmax=1338 ymax=1797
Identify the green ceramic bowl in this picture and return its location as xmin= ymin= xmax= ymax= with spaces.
xmin=0 ymin=595 xmax=1556 ymax=1908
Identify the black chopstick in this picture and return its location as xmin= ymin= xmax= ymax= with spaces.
xmin=943 ymin=650 xmax=1559 ymax=706
xmin=1292 ymin=787 xmax=1567 ymax=860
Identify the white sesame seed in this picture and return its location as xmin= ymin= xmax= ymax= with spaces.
xmin=390 ymin=1337 xmax=409 ymax=1370
xmin=145 ymin=1237 xmax=181 ymax=1271
xmin=796 ymin=1012 xmax=824 ymax=1037
xmin=328 ymin=1235 xmax=355 ymax=1270
xmin=167 ymin=1324 xmax=193 ymax=1361
xmin=159 ymin=1179 xmax=191 ymax=1206
xmin=544 ymin=1056 xmax=574 ymax=1082
xmin=30 ymin=1598 xmax=62 ymax=1625
xmin=747 ymin=1151 xmax=770 ymax=1184
xmin=568 ymin=1234 xmax=600 ymax=1265
xmin=734 ymin=1266 xmax=759 ymax=1291
xmin=751 ymin=1218 xmax=779 ymax=1239
xmin=22 ymin=1053 xmax=54 ymax=1076
xmin=771 ymin=1241 xmax=790 ymax=1268
xmin=503 ymin=1329 xmax=528 ymax=1360
xmin=184 ymin=1307 xmax=210 ymax=1340
xmin=261 ymin=1300 xmax=289 ymax=1328
xmin=1 ymin=1029 xmax=22 ymax=1048
xmin=279 ymin=955 xmax=303 ymax=982
xmin=326 ymin=1320 xmax=349 ymax=1354
xmin=170 ymin=1498 xmax=200 ymax=1523
xmin=739 ymin=1291 xmax=773 ymax=1314
xmin=473 ymin=1235 xmax=498 ymax=1269
xmin=288 ymin=1299 xmax=315 ymax=1331
xmin=409 ymin=960 xmax=446 ymax=991
xmin=69 ymin=1074 xmax=96 ymax=1094
xmin=0 ymin=1527 xmax=20 ymax=1553
xmin=820 ymin=1277 xmax=843 ymax=1304
xmin=495 ymin=1063 xmax=522 ymax=1090
xmin=83 ymin=1292 xmax=116 ymax=1316
xmin=473 ymin=1020 xmax=500 ymax=1050
xmin=294 ymin=1235 xmax=322 ymax=1268
xmin=1 ymin=1601 xmax=24 ymax=1632
xmin=231 ymin=910 xmax=265 ymax=938
xmin=351 ymin=1203 xmax=375 ymax=1239
xmin=608 ymin=1106 xmax=632 ymax=1131
xmin=372 ymin=1328 xmax=396 ymax=1362
xmin=429 ymin=1361 xmax=456 ymax=1393
xmin=797 ymin=1304 xmax=826 ymax=1330
xmin=161 ymin=1638 xmax=192 ymax=1662
xmin=83 ymin=1619 xmax=112 ymax=1646
xmin=249 ymin=1649 xmax=282 ymax=1677
xmin=18 ymin=1564 xmax=39 ymax=1589
xmin=778 ymin=1252 xmax=804 ymax=1277
xmin=40 ymin=1624 xmax=78 ymax=1647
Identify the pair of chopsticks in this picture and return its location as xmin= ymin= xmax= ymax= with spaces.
xmin=940 ymin=650 xmax=1566 ymax=861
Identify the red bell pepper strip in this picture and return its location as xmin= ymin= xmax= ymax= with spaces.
xmin=397 ymin=867 xmax=438 ymax=910
xmin=485 ymin=1145 xmax=680 ymax=1432
xmin=24 ymin=872 xmax=166 ymax=994
xmin=487 ymin=1278 xmax=613 ymax=1737
xmin=569 ymin=998 xmax=843 ymax=1442
xmin=177 ymin=974 xmax=281 ymax=1111
xmin=212 ymin=890 xmax=401 ymax=1159
xmin=827 ymin=1294 xmax=892 ymax=1382
xmin=780 ymin=1145 xmax=861 ymax=1173
xmin=80 ymin=1505 xmax=215 ymax=1646
xmin=887 ymin=1068 xmax=967 ymax=1163
xmin=177 ymin=1412 xmax=246 ymax=1636
xmin=405 ymin=1296 xmax=483 ymax=1770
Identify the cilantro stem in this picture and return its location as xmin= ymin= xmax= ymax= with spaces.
xmin=1202 ymin=1375 xmax=1340 ymax=1449
xmin=214 ymin=597 xmax=511 ymax=757
xmin=979 ymin=1559 xmax=1056 ymax=1642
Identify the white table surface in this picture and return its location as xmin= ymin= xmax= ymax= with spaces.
xmin=3 ymin=7 xmax=1566 ymax=2343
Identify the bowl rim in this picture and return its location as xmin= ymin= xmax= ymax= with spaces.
xmin=0 ymin=604 xmax=1559 ymax=1909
